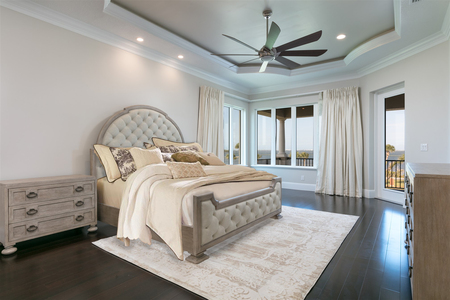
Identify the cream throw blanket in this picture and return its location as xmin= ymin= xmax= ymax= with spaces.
xmin=117 ymin=164 xmax=275 ymax=260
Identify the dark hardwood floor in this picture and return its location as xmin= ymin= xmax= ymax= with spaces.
xmin=0 ymin=190 xmax=411 ymax=300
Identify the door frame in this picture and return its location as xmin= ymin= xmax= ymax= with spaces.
xmin=375 ymin=87 xmax=405 ymax=204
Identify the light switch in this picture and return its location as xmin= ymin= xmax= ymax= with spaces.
xmin=420 ymin=144 xmax=428 ymax=152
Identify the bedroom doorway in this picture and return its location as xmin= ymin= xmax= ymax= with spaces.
xmin=375 ymin=88 xmax=405 ymax=204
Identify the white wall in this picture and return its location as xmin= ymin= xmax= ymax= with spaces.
xmin=0 ymin=8 xmax=243 ymax=180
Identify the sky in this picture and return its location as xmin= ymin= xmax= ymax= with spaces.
xmin=386 ymin=110 xmax=405 ymax=151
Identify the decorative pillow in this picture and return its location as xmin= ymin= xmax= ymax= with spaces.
xmin=110 ymin=147 xmax=137 ymax=181
xmin=129 ymin=147 xmax=164 ymax=168
xmin=161 ymin=153 xmax=175 ymax=163
xmin=197 ymin=152 xmax=226 ymax=166
xmin=143 ymin=143 xmax=157 ymax=150
xmin=172 ymin=151 xmax=210 ymax=165
xmin=94 ymin=144 xmax=131 ymax=182
xmin=166 ymin=161 xmax=207 ymax=179
xmin=152 ymin=137 xmax=203 ymax=152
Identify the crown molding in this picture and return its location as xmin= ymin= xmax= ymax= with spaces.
xmin=357 ymin=31 xmax=448 ymax=76
xmin=344 ymin=29 xmax=400 ymax=65
xmin=102 ymin=0 xmax=237 ymax=72
xmin=247 ymin=72 xmax=360 ymax=96
xmin=0 ymin=0 xmax=249 ymax=94
xmin=442 ymin=3 xmax=450 ymax=39
xmin=394 ymin=0 xmax=402 ymax=36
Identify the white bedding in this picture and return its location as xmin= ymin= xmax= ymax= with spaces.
xmin=97 ymin=167 xmax=273 ymax=226
xmin=116 ymin=163 xmax=275 ymax=259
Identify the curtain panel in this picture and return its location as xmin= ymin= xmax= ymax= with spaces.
xmin=197 ymin=86 xmax=224 ymax=160
xmin=316 ymin=86 xmax=363 ymax=197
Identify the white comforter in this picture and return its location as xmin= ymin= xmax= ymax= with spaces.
xmin=117 ymin=163 xmax=275 ymax=260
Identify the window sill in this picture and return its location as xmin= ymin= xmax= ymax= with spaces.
xmin=250 ymin=164 xmax=317 ymax=170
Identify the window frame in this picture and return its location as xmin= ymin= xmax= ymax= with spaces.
xmin=254 ymin=103 xmax=319 ymax=169
xmin=224 ymin=104 xmax=246 ymax=165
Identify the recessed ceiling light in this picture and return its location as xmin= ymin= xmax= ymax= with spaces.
xmin=178 ymin=55 xmax=184 ymax=59
xmin=136 ymin=37 xmax=144 ymax=42
xmin=336 ymin=34 xmax=346 ymax=40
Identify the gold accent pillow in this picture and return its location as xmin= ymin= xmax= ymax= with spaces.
xmin=172 ymin=151 xmax=210 ymax=165
xmin=93 ymin=144 xmax=131 ymax=182
xmin=197 ymin=152 xmax=226 ymax=166
xmin=128 ymin=147 xmax=164 ymax=168
xmin=152 ymin=137 xmax=204 ymax=152
xmin=166 ymin=161 xmax=207 ymax=179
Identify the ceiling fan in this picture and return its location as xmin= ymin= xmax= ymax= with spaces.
xmin=212 ymin=10 xmax=328 ymax=73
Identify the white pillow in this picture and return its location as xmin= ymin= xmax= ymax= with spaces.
xmin=129 ymin=147 xmax=164 ymax=169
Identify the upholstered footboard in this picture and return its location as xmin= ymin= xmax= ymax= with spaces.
xmin=183 ymin=177 xmax=282 ymax=263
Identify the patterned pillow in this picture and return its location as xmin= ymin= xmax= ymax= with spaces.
xmin=197 ymin=152 xmax=226 ymax=166
xmin=110 ymin=147 xmax=137 ymax=181
xmin=172 ymin=151 xmax=210 ymax=165
xmin=146 ymin=144 xmax=201 ymax=163
xmin=152 ymin=138 xmax=204 ymax=152
xmin=166 ymin=161 xmax=207 ymax=179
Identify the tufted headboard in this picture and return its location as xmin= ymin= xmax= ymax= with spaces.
xmin=90 ymin=105 xmax=184 ymax=179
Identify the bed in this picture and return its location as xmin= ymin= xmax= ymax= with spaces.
xmin=90 ymin=105 xmax=282 ymax=263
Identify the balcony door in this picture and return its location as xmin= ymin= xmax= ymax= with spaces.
xmin=376 ymin=88 xmax=405 ymax=204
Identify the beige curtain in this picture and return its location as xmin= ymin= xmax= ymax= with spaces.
xmin=197 ymin=86 xmax=224 ymax=160
xmin=315 ymin=86 xmax=363 ymax=197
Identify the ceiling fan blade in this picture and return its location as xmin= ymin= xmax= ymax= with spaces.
xmin=265 ymin=22 xmax=281 ymax=49
xmin=259 ymin=61 xmax=269 ymax=73
xmin=223 ymin=34 xmax=259 ymax=52
xmin=211 ymin=54 xmax=259 ymax=56
xmin=276 ymin=30 xmax=323 ymax=52
xmin=275 ymin=56 xmax=301 ymax=69
xmin=237 ymin=57 xmax=261 ymax=66
xmin=279 ymin=49 xmax=327 ymax=57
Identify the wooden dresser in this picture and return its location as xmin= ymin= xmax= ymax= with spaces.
xmin=0 ymin=175 xmax=97 ymax=255
xmin=404 ymin=163 xmax=450 ymax=299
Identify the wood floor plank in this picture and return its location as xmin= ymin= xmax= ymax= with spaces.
xmin=0 ymin=190 xmax=411 ymax=300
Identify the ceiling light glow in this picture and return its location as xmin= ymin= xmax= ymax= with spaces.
xmin=178 ymin=55 xmax=184 ymax=59
xmin=136 ymin=37 xmax=144 ymax=42
xmin=336 ymin=34 xmax=346 ymax=40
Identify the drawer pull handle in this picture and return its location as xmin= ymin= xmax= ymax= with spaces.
xmin=26 ymin=208 xmax=38 ymax=215
xmin=408 ymin=266 xmax=413 ymax=278
xmin=75 ymin=186 xmax=84 ymax=192
xmin=410 ymin=229 xmax=413 ymax=240
xmin=404 ymin=198 xmax=407 ymax=206
xmin=75 ymin=215 xmax=84 ymax=222
xmin=27 ymin=225 xmax=38 ymax=232
xmin=75 ymin=201 xmax=84 ymax=207
xmin=406 ymin=207 xmax=409 ymax=215
xmin=26 ymin=192 xmax=38 ymax=199
xmin=405 ymin=244 xmax=410 ymax=255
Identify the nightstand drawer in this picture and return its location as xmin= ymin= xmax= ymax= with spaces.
xmin=8 ymin=209 xmax=95 ymax=242
xmin=8 ymin=181 xmax=94 ymax=206
xmin=9 ymin=195 xmax=95 ymax=223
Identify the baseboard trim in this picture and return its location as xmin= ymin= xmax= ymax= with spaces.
xmin=363 ymin=189 xmax=375 ymax=199
xmin=283 ymin=182 xmax=316 ymax=192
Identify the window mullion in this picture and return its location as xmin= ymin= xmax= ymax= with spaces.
xmin=271 ymin=108 xmax=276 ymax=166
xmin=229 ymin=108 xmax=233 ymax=165
xmin=291 ymin=106 xmax=297 ymax=167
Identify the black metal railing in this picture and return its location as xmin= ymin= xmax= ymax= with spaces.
xmin=257 ymin=157 xmax=314 ymax=166
xmin=385 ymin=160 xmax=405 ymax=190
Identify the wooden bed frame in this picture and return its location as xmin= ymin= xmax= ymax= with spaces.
xmin=91 ymin=105 xmax=282 ymax=263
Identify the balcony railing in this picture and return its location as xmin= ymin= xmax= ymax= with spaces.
xmin=386 ymin=160 xmax=405 ymax=190
xmin=257 ymin=157 xmax=314 ymax=166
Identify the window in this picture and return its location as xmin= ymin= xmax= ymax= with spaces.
xmin=256 ymin=104 xmax=317 ymax=167
xmin=224 ymin=105 xmax=244 ymax=165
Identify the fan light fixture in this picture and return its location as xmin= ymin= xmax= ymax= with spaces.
xmin=136 ymin=37 xmax=144 ymax=42
xmin=211 ymin=10 xmax=327 ymax=73
xmin=336 ymin=34 xmax=346 ymax=40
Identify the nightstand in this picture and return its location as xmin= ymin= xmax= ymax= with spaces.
xmin=0 ymin=175 xmax=97 ymax=255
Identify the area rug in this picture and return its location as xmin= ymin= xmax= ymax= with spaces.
xmin=93 ymin=206 xmax=358 ymax=299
